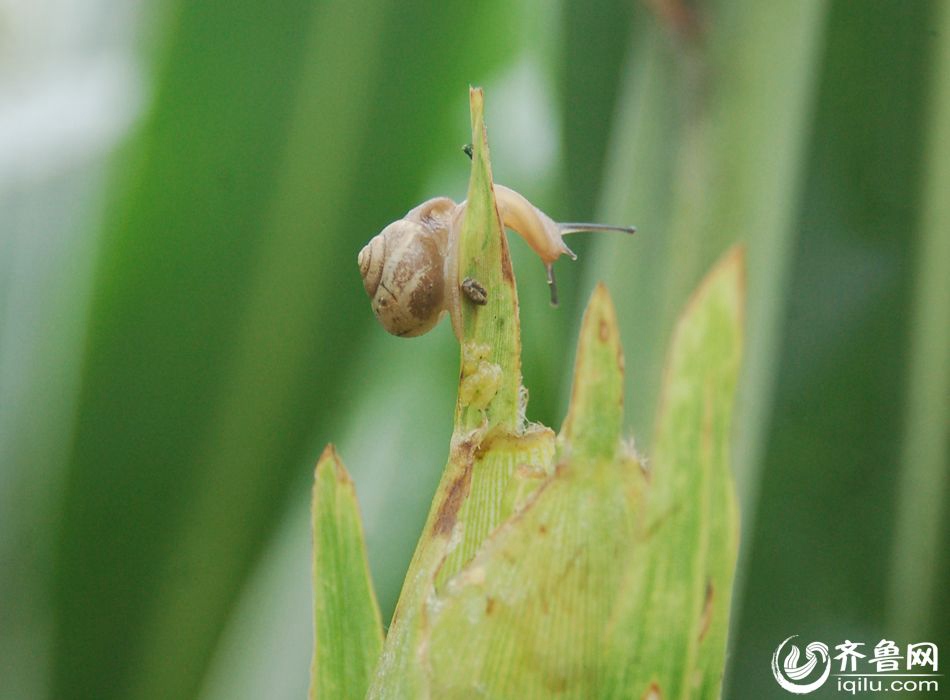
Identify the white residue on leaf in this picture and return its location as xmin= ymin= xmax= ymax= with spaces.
xmin=459 ymin=342 xmax=502 ymax=410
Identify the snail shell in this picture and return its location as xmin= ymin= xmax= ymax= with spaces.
xmin=358 ymin=198 xmax=454 ymax=337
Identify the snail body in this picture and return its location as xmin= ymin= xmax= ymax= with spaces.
xmin=358 ymin=185 xmax=634 ymax=339
xmin=492 ymin=184 xmax=577 ymax=265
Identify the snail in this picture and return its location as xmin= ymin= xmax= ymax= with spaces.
xmin=357 ymin=185 xmax=635 ymax=339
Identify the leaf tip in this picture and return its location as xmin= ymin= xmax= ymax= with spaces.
xmin=589 ymin=281 xmax=621 ymax=344
xmin=694 ymin=244 xmax=745 ymax=317
xmin=315 ymin=443 xmax=351 ymax=486
xmin=560 ymin=283 xmax=625 ymax=456
xmin=674 ymin=244 xmax=746 ymax=350
xmin=718 ymin=242 xmax=746 ymax=301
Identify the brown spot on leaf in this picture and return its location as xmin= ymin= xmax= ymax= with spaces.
xmin=432 ymin=465 xmax=471 ymax=535
xmin=432 ymin=443 xmax=477 ymax=535
xmin=642 ymin=681 xmax=663 ymax=700
xmin=698 ymin=580 xmax=714 ymax=642
xmin=599 ymin=317 xmax=609 ymax=341
xmin=538 ymin=524 xmax=548 ymax=535
xmin=485 ymin=597 xmax=495 ymax=615
xmin=500 ymin=246 xmax=515 ymax=283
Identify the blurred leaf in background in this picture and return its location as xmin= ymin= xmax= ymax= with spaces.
xmin=1 ymin=2 xmax=147 ymax=698
xmin=1 ymin=0 xmax=947 ymax=699
xmin=728 ymin=5 xmax=950 ymax=696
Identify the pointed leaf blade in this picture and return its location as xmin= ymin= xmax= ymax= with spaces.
xmin=423 ymin=284 xmax=645 ymax=697
xmin=367 ymin=87 xmax=555 ymax=699
xmin=560 ymin=282 xmax=625 ymax=459
xmin=311 ymin=445 xmax=383 ymax=700
xmin=608 ymin=246 xmax=744 ymax=698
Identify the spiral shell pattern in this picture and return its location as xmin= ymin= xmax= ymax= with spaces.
xmin=357 ymin=220 xmax=445 ymax=337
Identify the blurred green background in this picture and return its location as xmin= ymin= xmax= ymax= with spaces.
xmin=1 ymin=1 xmax=947 ymax=698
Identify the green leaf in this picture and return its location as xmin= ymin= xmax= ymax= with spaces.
xmin=453 ymin=88 xmax=523 ymax=434
xmin=888 ymin=0 xmax=950 ymax=638
xmin=51 ymin=4 xmax=520 ymax=699
xmin=367 ymin=86 xmax=744 ymax=698
xmin=608 ymin=247 xmax=744 ymax=698
xmin=420 ymin=251 xmax=743 ymax=698
xmin=310 ymin=445 xmax=383 ymax=700
xmin=730 ymin=6 xmax=942 ymax=691
xmin=559 ymin=283 xmax=625 ymax=459
xmin=368 ymin=87 xmax=558 ymax=699
xmin=423 ymin=284 xmax=641 ymax=698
